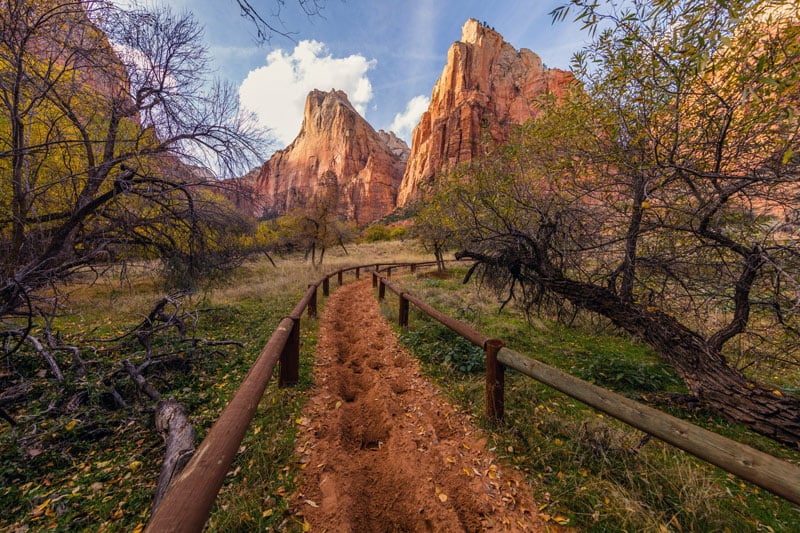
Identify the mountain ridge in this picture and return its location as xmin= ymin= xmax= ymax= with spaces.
xmin=241 ymin=19 xmax=575 ymax=223
xmin=397 ymin=18 xmax=576 ymax=206
xmin=247 ymin=88 xmax=409 ymax=224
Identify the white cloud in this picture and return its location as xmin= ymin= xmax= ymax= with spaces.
xmin=239 ymin=40 xmax=376 ymax=147
xmin=390 ymin=95 xmax=430 ymax=144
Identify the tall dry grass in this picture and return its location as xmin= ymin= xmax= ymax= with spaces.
xmin=58 ymin=240 xmax=433 ymax=322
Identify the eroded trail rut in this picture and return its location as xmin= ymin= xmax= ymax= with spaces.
xmin=292 ymin=281 xmax=544 ymax=532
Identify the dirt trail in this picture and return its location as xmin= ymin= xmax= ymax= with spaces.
xmin=292 ymin=280 xmax=546 ymax=532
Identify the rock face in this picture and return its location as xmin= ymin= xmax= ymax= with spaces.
xmin=250 ymin=89 xmax=409 ymax=225
xmin=397 ymin=19 xmax=576 ymax=206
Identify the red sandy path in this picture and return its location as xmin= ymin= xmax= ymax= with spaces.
xmin=291 ymin=280 xmax=549 ymax=532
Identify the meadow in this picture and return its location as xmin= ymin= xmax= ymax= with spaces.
xmin=2 ymin=240 xmax=798 ymax=531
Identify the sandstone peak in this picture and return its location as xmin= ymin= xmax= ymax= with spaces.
xmin=397 ymin=20 xmax=576 ymax=206
xmin=306 ymin=88 xmax=355 ymax=113
xmin=247 ymin=89 xmax=409 ymax=225
xmin=461 ymin=18 xmax=501 ymax=45
xmin=377 ymin=129 xmax=411 ymax=162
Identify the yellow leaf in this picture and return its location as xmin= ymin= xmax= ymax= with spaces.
xmin=302 ymin=520 xmax=311 ymax=531
xmin=129 ymin=460 xmax=142 ymax=472
xmin=34 ymin=498 xmax=51 ymax=516
xmin=111 ymin=509 xmax=123 ymax=520
xmin=65 ymin=420 xmax=77 ymax=431
xmin=253 ymin=426 xmax=261 ymax=435
xmin=438 ymin=493 xmax=448 ymax=503
xmin=773 ymin=389 xmax=783 ymax=396
xmin=132 ymin=522 xmax=144 ymax=533
xmin=262 ymin=509 xmax=273 ymax=518
xmin=554 ymin=515 xmax=570 ymax=525
xmin=445 ymin=457 xmax=455 ymax=464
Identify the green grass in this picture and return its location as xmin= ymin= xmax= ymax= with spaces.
xmin=5 ymin=246 xmax=798 ymax=531
xmin=0 ymin=242 xmax=432 ymax=532
xmin=388 ymin=267 xmax=800 ymax=532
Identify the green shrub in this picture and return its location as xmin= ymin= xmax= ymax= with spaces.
xmin=401 ymin=322 xmax=485 ymax=374
xmin=389 ymin=226 xmax=407 ymax=240
xmin=574 ymin=354 xmax=683 ymax=393
xmin=362 ymin=225 xmax=392 ymax=242
xmin=362 ymin=224 xmax=407 ymax=243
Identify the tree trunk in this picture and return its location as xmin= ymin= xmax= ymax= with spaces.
xmin=434 ymin=245 xmax=445 ymax=272
xmin=457 ymin=251 xmax=800 ymax=447
xmin=546 ymin=277 xmax=800 ymax=447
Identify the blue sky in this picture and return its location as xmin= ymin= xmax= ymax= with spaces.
xmin=151 ymin=1 xmax=588 ymax=151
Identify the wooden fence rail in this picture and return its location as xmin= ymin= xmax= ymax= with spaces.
xmin=146 ymin=261 xmax=440 ymax=532
xmin=374 ymin=272 xmax=800 ymax=506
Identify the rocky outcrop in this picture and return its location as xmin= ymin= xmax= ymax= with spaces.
xmin=249 ymin=89 xmax=409 ymax=225
xmin=397 ymin=19 xmax=576 ymax=206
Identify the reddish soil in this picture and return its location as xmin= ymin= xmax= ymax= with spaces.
xmin=292 ymin=281 xmax=546 ymax=532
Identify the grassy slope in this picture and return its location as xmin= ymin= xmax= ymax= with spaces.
xmin=387 ymin=268 xmax=800 ymax=532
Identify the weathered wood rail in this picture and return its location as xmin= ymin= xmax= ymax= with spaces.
xmin=145 ymin=261 xmax=442 ymax=532
xmin=374 ymin=271 xmax=800 ymax=506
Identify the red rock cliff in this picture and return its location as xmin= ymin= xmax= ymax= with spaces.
xmin=250 ymin=89 xmax=409 ymax=225
xmin=397 ymin=19 xmax=576 ymax=206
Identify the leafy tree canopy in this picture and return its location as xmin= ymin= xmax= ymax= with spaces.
xmin=429 ymin=0 xmax=800 ymax=444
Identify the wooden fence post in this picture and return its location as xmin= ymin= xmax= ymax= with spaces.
xmin=372 ymin=272 xmax=377 ymax=288
xmin=355 ymin=267 xmax=360 ymax=279
xmin=485 ymin=339 xmax=505 ymax=423
xmin=323 ymin=277 xmax=329 ymax=297
xmin=307 ymin=285 xmax=317 ymax=318
xmin=410 ymin=264 xmax=416 ymax=273
xmin=399 ymin=294 xmax=409 ymax=328
xmin=337 ymin=271 xmax=343 ymax=286
xmin=279 ymin=318 xmax=300 ymax=387
xmin=378 ymin=278 xmax=386 ymax=301
xmin=387 ymin=267 xmax=392 ymax=278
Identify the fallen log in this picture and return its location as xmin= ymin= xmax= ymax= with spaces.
xmin=151 ymin=397 xmax=196 ymax=516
